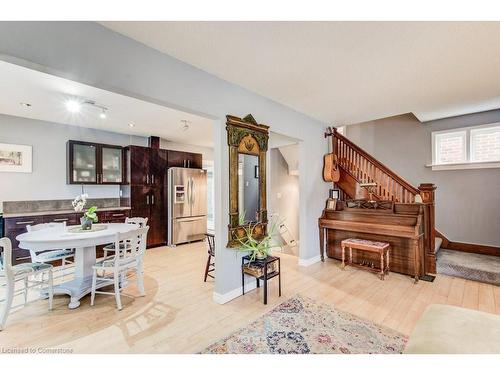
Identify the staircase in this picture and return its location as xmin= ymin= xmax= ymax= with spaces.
xmin=329 ymin=128 xmax=438 ymax=273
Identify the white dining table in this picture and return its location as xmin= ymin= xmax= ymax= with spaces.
xmin=16 ymin=223 xmax=139 ymax=309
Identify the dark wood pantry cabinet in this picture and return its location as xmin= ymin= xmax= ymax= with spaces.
xmin=122 ymin=146 xmax=169 ymax=247
xmin=121 ymin=145 xmax=203 ymax=248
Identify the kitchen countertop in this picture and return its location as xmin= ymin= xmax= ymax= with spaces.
xmin=2 ymin=206 xmax=131 ymax=219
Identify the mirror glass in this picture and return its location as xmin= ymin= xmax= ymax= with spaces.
xmin=238 ymin=153 xmax=260 ymax=224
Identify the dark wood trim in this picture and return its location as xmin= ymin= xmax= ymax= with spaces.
xmin=445 ymin=241 xmax=500 ymax=257
xmin=434 ymin=229 xmax=450 ymax=248
xmin=434 ymin=229 xmax=499 ymax=256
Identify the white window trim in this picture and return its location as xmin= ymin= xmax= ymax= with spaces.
xmin=429 ymin=122 xmax=500 ymax=171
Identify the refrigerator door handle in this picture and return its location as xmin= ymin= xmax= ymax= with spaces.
xmin=190 ymin=177 xmax=195 ymax=207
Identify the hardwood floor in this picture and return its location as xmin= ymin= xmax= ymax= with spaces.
xmin=1 ymin=242 xmax=499 ymax=353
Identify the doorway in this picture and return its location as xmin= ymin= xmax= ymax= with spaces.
xmin=269 ymin=132 xmax=300 ymax=256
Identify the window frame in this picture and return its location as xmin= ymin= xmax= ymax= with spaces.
xmin=430 ymin=122 xmax=500 ymax=171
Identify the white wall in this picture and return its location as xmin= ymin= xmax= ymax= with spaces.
xmin=0 ymin=114 xmax=147 ymax=212
xmin=0 ymin=22 xmax=329 ymax=300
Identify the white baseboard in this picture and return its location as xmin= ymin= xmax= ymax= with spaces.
xmin=213 ymin=279 xmax=257 ymax=305
xmin=298 ymin=255 xmax=321 ymax=267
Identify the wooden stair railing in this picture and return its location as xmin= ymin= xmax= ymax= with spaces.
xmin=335 ymin=131 xmax=419 ymax=203
xmin=330 ymin=129 xmax=437 ymax=274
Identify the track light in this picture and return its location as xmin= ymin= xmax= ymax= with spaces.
xmin=65 ymin=99 xmax=81 ymax=113
xmin=100 ymin=109 xmax=107 ymax=119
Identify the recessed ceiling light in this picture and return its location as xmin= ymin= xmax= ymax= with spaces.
xmin=100 ymin=109 xmax=107 ymax=119
xmin=65 ymin=99 xmax=81 ymax=113
xmin=128 ymin=123 xmax=135 ymax=128
xmin=20 ymin=102 xmax=32 ymax=108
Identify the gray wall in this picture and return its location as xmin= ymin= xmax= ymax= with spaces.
xmin=346 ymin=112 xmax=500 ymax=246
xmin=269 ymin=148 xmax=300 ymax=255
xmin=0 ymin=22 xmax=329 ymax=299
xmin=0 ymin=114 xmax=146 ymax=212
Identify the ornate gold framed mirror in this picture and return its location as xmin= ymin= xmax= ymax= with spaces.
xmin=226 ymin=114 xmax=269 ymax=247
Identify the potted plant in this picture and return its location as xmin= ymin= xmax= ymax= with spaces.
xmin=72 ymin=194 xmax=99 ymax=230
xmin=237 ymin=216 xmax=283 ymax=262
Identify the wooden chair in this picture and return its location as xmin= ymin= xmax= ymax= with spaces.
xmin=91 ymin=226 xmax=149 ymax=310
xmin=102 ymin=217 xmax=148 ymax=259
xmin=204 ymin=233 xmax=215 ymax=282
xmin=0 ymin=237 xmax=53 ymax=331
xmin=26 ymin=222 xmax=74 ymax=278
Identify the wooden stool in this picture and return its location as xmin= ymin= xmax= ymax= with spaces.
xmin=341 ymin=238 xmax=390 ymax=280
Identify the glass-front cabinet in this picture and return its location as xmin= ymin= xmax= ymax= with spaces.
xmin=101 ymin=146 xmax=123 ymax=183
xmin=67 ymin=141 xmax=124 ymax=185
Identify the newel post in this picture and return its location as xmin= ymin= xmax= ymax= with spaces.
xmin=418 ymin=183 xmax=437 ymax=274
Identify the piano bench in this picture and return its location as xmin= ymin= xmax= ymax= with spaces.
xmin=341 ymin=238 xmax=390 ymax=280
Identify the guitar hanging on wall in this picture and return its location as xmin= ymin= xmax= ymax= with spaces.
xmin=323 ymin=126 xmax=340 ymax=182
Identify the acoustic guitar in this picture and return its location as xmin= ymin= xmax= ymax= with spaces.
xmin=323 ymin=127 xmax=340 ymax=182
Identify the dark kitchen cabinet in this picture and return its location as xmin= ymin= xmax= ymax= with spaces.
xmin=127 ymin=145 xmax=151 ymax=185
xmin=167 ymin=150 xmax=202 ymax=169
xmin=122 ymin=146 xmax=202 ymax=248
xmin=3 ymin=209 xmax=130 ymax=265
xmin=67 ymin=140 xmax=124 ymax=185
xmin=123 ymin=146 xmax=168 ymax=247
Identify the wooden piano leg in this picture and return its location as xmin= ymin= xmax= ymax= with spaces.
xmin=319 ymin=227 xmax=325 ymax=262
xmin=412 ymin=239 xmax=419 ymax=284
xmin=341 ymin=245 xmax=345 ymax=269
xmin=386 ymin=248 xmax=390 ymax=275
xmin=380 ymin=250 xmax=384 ymax=280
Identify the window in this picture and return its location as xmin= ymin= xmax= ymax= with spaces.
xmin=431 ymin=123 xmax=500 ymax=170
xmin=434 ymin=130 xmax=466 ymax=164
xmin=470 ymin=126 xmax=500 ymax=162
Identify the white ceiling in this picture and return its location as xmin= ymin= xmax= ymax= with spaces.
xmin=101 ymin=21 xmax=500 ymax=124
xmin=0 ymin=60 xmax=214 ymax=147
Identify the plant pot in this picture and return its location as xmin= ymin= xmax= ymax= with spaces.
xmin=80 ymin=216 xmax=93 ymax=231
xmin=255 ymin=251 xmax=268 ymax=260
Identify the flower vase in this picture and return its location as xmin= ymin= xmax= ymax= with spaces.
xmin=80 ymin=216 xmax=93 ymax=230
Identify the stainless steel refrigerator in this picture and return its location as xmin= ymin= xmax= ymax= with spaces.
xmin=167 ymin=167 xmax=208 ymax=245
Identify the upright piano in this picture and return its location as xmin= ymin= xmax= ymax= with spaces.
xmin=318 ymin=201 xmax=425 ymax=280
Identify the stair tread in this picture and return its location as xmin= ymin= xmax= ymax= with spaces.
xmin=435 ymin=237 xmax=443 ymax=253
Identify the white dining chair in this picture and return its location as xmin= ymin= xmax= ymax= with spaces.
xmin=26 ymin=222 xmax=75 ymax=279
xmin=91 ymin=226 xmax=149 ymax=310
xmin=0 ymin=237 xmax=53 ymax=331
xmin=102 ymin=217 xmax=148 ymax=259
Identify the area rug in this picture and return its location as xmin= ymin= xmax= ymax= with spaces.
xmin=202 ymin=295 xmax=407 ymax=354
xmin=437 ymin=249 xmax=500 ymax=286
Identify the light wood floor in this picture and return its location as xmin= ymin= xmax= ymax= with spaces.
xmin=1 ymin=242 xmax=499 ymax=353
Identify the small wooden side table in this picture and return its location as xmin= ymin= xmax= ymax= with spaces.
xmin=242 ymin=255 xmax=281 ymax=305
xmin=341 ymin=238 xmax=390 ymax=280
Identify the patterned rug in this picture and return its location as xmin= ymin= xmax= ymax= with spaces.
xmin=202 ymin=295 xmax=407 ymax=354
xmin=437 ymin=249 xmax=500 ymax=286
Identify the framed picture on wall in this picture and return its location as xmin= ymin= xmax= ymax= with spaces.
xmin=329 ymin=189 xmax=340 ymax=200
xmin=0 ymin=143 xmax=32 ymax=173
xmin=326 ymin=198 xmax=337 ymax=210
